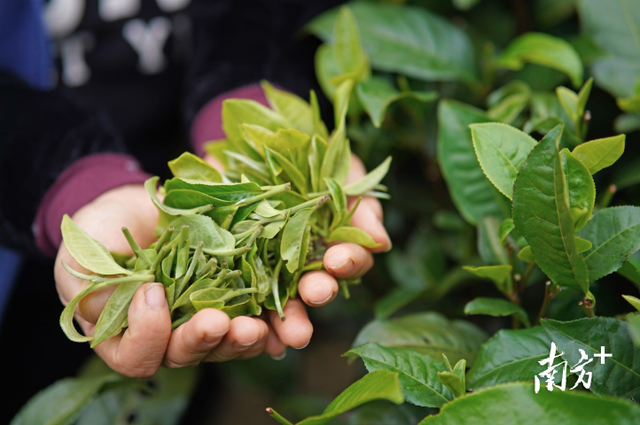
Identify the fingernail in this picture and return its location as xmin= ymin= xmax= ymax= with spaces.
xmin=234 ymin=337 xmax=258 ymax=350
xmin=327 ymin=258 xmax=354 ymax=275
xmin=309 ymin=292 xmax=333 ymax=306
xmin=271 ymin=351 xmax=287 ymax=361
xmin=145 ymin=283 xmax=167 ymax=310
xmin=294 ymin=340 xmax=310 ymax=350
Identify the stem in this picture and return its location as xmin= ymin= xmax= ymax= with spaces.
xmin=339 ymin=279 xmax=351 ymax=299
xmin=149 ymin=244 xmax=171 ymax=274
xmin=265 ymin=408 xmax=294 ymax=425
xmin=61 ymin=261 xmax=107 ymax=282
xmin=122 ymin=227 xmax=152 ymax=267
xmin=102 ymin=274 xmax=155 ymax=286
xmin=286 ymin=195 xmax=330 ymax=216
xmin=520 ymin=261 xmax=535 ymax=293
xmin=598 ymin=184 xmax=617 ymax=209
xmin=171 ymin=311 xmax=195 ymax=330
xmin=154 ymin=226 xmax=174 ymax=251
xmin=272 ymin=258 xmax=285 ymax=320
xmin=536 ymin=281 xmax=553 ymax=325
xmin=219 ymin=287 xmax=257 ymax=303
xmin=235 ymin=183 xmax=291 ymax=207
xmin=203 ymin=245 xmax=252 ymax=257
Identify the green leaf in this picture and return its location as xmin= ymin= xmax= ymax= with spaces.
xmin=353 ymin=312 xmax=487 ymax=366
xmin=326 ymin=226 xmax=380 ymax=249
xmin=145 ymin=177 xmax=214 ymax=217
xmin=342 ymin=156 xmax=392 ymax=196
xmin=169 ymin=215 xmax=235 ymax=254
xmin=462 ymin=265 xmax=512 ymax=295
xmin=497 ymin=32 xmax=583 ymax=87
xmin=628 ymin=313 xmax=640 ymax=347
xmin=517 ymin=246 xmax=535 ymax=262
xmin=61 ymin=215 xmax=132 ymax=276
xmin=309 ymin=90 xmax=329 ymax=140
xmin=91 ymin=281 xmax=144 ymax=348
xmin=543 ymin=317 xmax=640 ymax=399
xmin=168 ymin=152 xmax=222 ymax=183
xmin=281 ymin=208 xmax=317 ymax=273
xmin=577 ymin=0 xmax=640 ymax=98
xmin=333 ymin=6 xmax=369 ymax=79
xmin=477 ymin=216 xmax=509 ymax=265
xmin=571 ymin=134 xmax=625 ymax=174
xmin=579 ymin=206 xmax=640 ymax=282
xmin=452 ymin=0 xmax=481 ymax=10
xmin=307 ymin=1 xmax=477 ymax=83
xmin=512 ymin=125 xmax=590 ymax=293
xmin=374 ymin=288 xmax=423 ymax=320
xmin=556 ymin=86 xmax=579 ymax=122
xmin=470 ymin=123 xmax=537 ymax=199
xmin=619 ymin=257 xmax=640 ymax=289
xmin=437 ymin=355 xmax=466 ymax=398
xmin=498 ymin=218 xmax=515 ymax=243
xmin=165 ymin=179 xmax=262 ymax=200
xmin=260 ymin=81 xmax=314 ymax=135
xmin=437 ymin=100 xmax=504 ymax=224
xmin=559 ymin=148 xmax=595 ymax=231
xmin=467 ymin=327 xmax=552 ymax=389
xmin=356 ymin=77 xmax=437 ymax=127
xmin=345 ymin=343 xmax=453 ymax=408
xmin=222 ymin=99 xmax=289 ymax=142
xmin=10 ymin=374 xmax=124 ymax=425
xmin=464 ymin=297 xmax=530 ymax=327
xmin=624 ymin=294 xmax=640 ymax=311
xmin=265 ymin=148 xmax=307 ymax=195
xmin=269 ymin=370 xmax=404 ymax=425
xmin=418 ymin=382 xmax=640 ymax=425
xmin=486 ymin=81 xmax=531 ymax=124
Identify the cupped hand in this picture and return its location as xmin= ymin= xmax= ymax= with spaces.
xmin=54 ymin=154 xmax=389 ymax=377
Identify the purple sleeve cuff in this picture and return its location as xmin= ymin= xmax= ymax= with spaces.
xmin=34 ymin=153 xmax=150 ymax=257
xmin=190 ymin=84 xmax=269 ymax=157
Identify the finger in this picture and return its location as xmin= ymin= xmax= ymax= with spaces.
xmin=203 ymin=316 xmax=267 ymax=362
xmin=78 ymin=285 xmax=118 ymax=324
xmin=163 ymin=309 xmax=230 ymax=368
xmin=346 ymin=154 xmax=367 ymax=183
xmin=203 ymin=153 xmax=225 ymax=172
xmin=349 ymin=197 xmax=391 ymax=253
xmin=323 ymin=243 xmax=374 ymax=279
xmin=268 ymin=299 xmax=312 ymax=349
xmin=238 ymin=321 xmax=270 ymax=360
xmin=298 ymin=271 xmax=339 ymax=307
xmin=90 ymin=282 xmax=171 ymax=378
xmin=265 ymin=323 xmax=287 ymax=359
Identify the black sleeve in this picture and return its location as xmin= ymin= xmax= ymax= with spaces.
xmin=181 ymin=0 xmax=344 ymax=127
xmin=0 ymin=72 xmax=128 ymax=255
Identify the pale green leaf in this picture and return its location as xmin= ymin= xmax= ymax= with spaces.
xmin=572 ymin=134 xmax=625 ymax=174
xmin=464 ymin=297 xmax=530 ymax=327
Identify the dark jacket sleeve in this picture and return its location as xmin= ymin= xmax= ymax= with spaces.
xmin=0 ymin=72 xmax=131 ymax=255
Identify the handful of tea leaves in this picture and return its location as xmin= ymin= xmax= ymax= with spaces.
xmin=59 ymin=81 xmax=391 ymax=347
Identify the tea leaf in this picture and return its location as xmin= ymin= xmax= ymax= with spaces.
xmin=309 ymin=90 xmax=329 ymax=139
xmin=61 ymin=215 xmax=132 ymax=276
xmin=543 ymin=317 xmax=640 ymax=399
xmin=498 ymin=218 xmax=515 ymax=243
xmin=469 ymin=123 xmax=537 ymax=199
xmin=418 ymin=382 xmax=640 ymax=425
xmin=466 ymin=326 xmax=552 ymax=389
xmin=353 ymin=312 xmax=487 ymax=366
xmin=333 ymin=6 xmax=369 ymax=79
xmin=345 ymin=343 xmax=453 ymax=408
xmin=462 ymin=265 xmax=512 ymax=295
xmin=10 ymin=374 xmax=124 ymax=425
xmin=559 ymin=148 xmax=595 ymax=231
xmin=577 ymin=0 xmax=640 ymax=98
xmin=265 ymin=148 xmax=307 ymax=195
xmin=579 ymin=206 xmax=640 ymax=282
xmin=281 ymin=208 xmax=317 ymax=273
xmin=222 ymin=99 xmax=289 ymax=142
xmin=327 ymin=226 xmax=380 ymax=249
xmin=497 ymin=32 xmax=583 ymax=87
xmin=169 ymin=215 xmax=235 ymax=254
xmin=260 ymin=81 xmax=314 ymax=135
xmin=276 ymin=370 xmax=405 ymax=425
xmin=512 ymin=125 xmax=590 ymax=293
xmin=307 ymin=1 xmax=478 ymax=83
xmin=464 ymin=297 xmax=530 ymax=327
xmin=168 ymin=152 xmax=222 ymax=183
xmin=91 ymin=281 xmax=144 ymax=348
xmin=356 ymin=77 xmax=437 ymax=127
xmin=623 ymin=294 xmax=640 ymax=311
xmin=438 ymin=100 xmax=505 ymax=224
xmin=343 ymin=156 xmax=392 ymax=196
xmin=571 ymin=134 xmax=625 ymax=174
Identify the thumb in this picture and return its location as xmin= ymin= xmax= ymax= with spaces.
xmin=92 ymin=282 xmax=171 ymax=378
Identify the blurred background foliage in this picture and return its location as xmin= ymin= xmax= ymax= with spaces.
xmin=10 ymin=0 xmax=640 ymax=424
